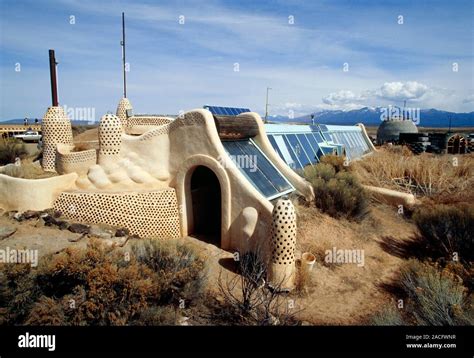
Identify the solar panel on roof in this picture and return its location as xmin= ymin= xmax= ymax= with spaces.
xmin=204 ymin=105 xmax=251 ymax=116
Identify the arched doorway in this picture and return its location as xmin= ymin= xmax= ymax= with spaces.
xmin=447 ymin=134 xmax=467 ymax=154
xmin=190 ymin=166 xmax=221 ymax=246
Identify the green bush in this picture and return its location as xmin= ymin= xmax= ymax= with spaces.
xmin=0 ymin=239 xmax=206 ymax=325
xmin=0 ymin=139 xmax=28 ymax=165
xmin=399 ymin=260 xmax=473 ymax=326
xmin=304 ymin=163 xmax=369 ymax=221
xmin=413 ymin=204 xmax=474 ymax=264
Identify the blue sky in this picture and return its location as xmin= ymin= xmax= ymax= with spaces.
xmin=0 ymin=0 xmax=473 ymax=120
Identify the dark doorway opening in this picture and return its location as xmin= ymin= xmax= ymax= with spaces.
xmin=190 ymin=166 xmax=221 ymax=246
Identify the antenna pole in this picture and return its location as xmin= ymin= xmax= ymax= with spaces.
xmin=49 ymin=49 xmax=58 ymax=106
xmin=121 ymin=12 xmax=127 ymax=98
xmin=265 ymin=87 xmax=271 ymax=123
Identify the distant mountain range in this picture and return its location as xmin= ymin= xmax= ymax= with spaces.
xmin=269 ymin=107 xmax=474 ymax=127
xmin=2 ymin=107 xmax=473 ymax=127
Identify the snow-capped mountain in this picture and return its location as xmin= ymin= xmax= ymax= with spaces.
xmin=269 ymin=107 xmax=474 ymax=127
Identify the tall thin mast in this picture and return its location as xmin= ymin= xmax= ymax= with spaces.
xmin=265 ymin=87 xmax=271 ymax=123
xmin=121 ymin=12 xmax=127 ymax=98
xmin=49 ymin=49 xmax=58 ymax=106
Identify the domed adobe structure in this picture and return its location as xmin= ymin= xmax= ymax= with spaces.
xmin=377 ymin=118 xmax=418 ymax=145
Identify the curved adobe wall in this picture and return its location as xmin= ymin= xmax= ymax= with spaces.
xmin=0 ymin=173 xmax=77 ymax=212
xmin=56 ymin=144 xmax=97 ymax=175
xmin=126 ymin=116 xmax=174 ymax=135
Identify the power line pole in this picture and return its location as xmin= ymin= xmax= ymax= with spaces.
xmin=265 ymin=87 xmax=272 ymax=123
xmin=121 ymin=12 xmax=127 ymax=98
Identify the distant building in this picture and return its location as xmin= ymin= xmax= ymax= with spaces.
xmin=376 ymin=118 xmax=418 ymax=145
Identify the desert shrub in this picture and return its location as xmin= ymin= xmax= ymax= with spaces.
xmin=133 ymin=306 xmax=178 ymax=325
xmin=0 ymin=263 xmax=39 ymax=324
xmin=304 ymin=164 xmax=369 ymax=221
xmin=25 ymin=296 xmax=66 ymax=325
xmin=413 ymin=204 xmax=474 ymax=264
xmin=304 ymin=163 xmax=335 ymax=183
xmin=399 ymin=260 xmax=473 ymax=326
xmin=372 ymin=305 xmax=405 ymax=325
xmin=320 ymin=155 xmax=348 ymax=173
xmin=217 ymin=250 xmax=300 ymax=326
xmin=0 ymin=239 xmax=206 ymax=325
xmin=33 ymin=240 xmax=156 ymax=325
xmin=0 ymin=139 xmax=28 ymax=165
xmin=131 ymin=239 xmax=207 ymax=305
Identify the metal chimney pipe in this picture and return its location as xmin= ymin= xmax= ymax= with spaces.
xmin=49 ymin=49 xmax=58 ymax=106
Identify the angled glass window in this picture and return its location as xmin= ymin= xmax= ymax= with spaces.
xmin=271 ymin=135 xmax=302 ymax=169
xmin=312 ymin=132 xmax=324 ymax=143
xmin=268 ymin=135 xmax=285 ymax=160
xmin=297 ymin=134 xmax=318 ymax=164
xmin=321 ymin=132 xmax=332 ymax=142
xmin=285 ymin=134 xmax=312 ymax=168
xmin=305 ymin=133 xmax=323 ymax=160
xmin=222 ymin=140 xmax=294 ymax=200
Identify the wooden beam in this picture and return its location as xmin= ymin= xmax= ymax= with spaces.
xmin=214 ymin=115 xmax=259 ymax=140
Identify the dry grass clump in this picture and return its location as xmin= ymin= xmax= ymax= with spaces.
xmin=0 ymin=161 xmax=56 ymax=179
xmin=353 ymin=148 xmax=473 ymax=202
xmin=0 ymin=239 xmax=206 ymax=325
xmin=0 ymin=138 xmax=28 ymax=165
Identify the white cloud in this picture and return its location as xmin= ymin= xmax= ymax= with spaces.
xmin=376 ymin=81 xmax=429 ymax=102
xmin=463 ymin=94 xmax=474 ymax=104
xmin=322 ymin=90 xmax=366 ymax=105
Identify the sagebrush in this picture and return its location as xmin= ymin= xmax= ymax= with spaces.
xmin=0 ymin=139 xmax=28 ymax=165
xmin=304 ymin=162 xmax=369 ymax=221
xmin=413 ymin=204 xmax=474 ymax=264
xmin=0 ymin=239 xmax=206 ymax=325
